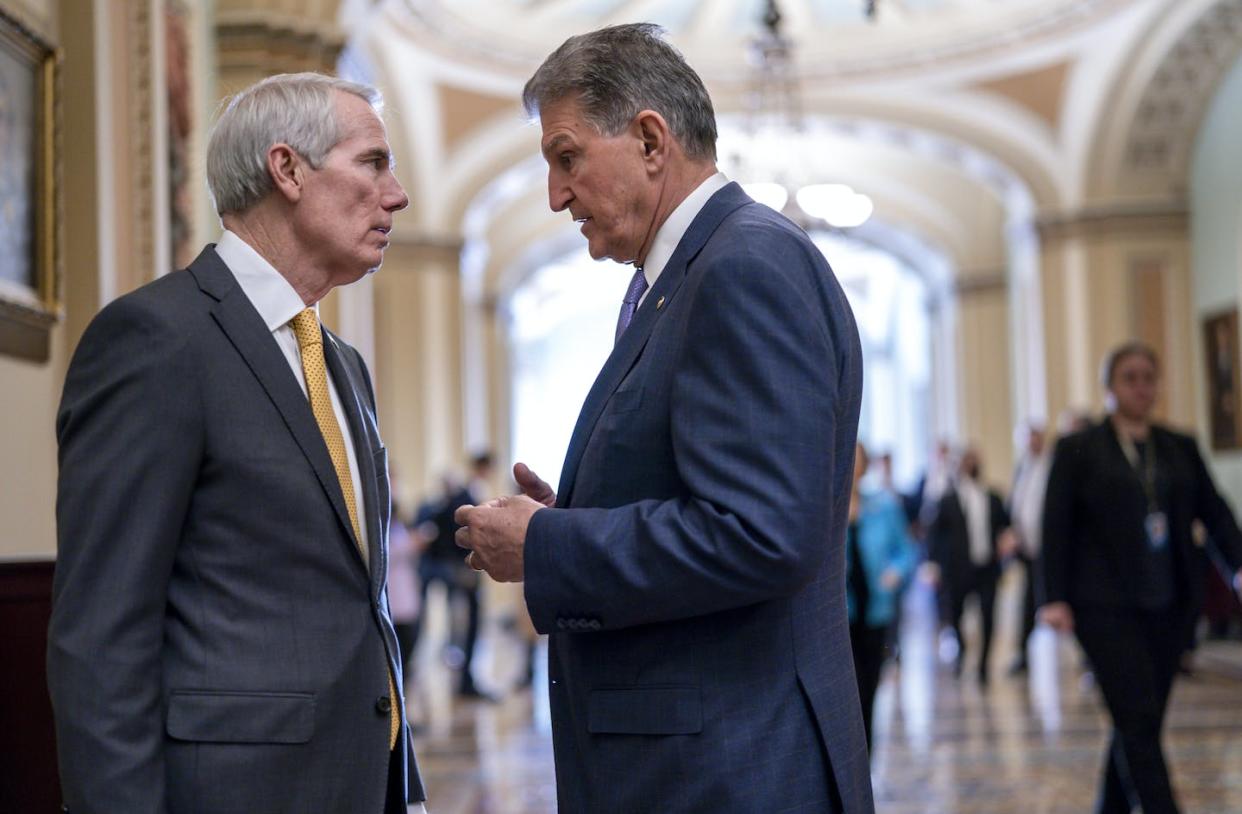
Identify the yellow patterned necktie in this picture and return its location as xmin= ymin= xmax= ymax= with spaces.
xmin=290 ymin=308 xmax=400 ymax=751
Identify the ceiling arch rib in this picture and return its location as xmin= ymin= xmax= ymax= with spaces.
xmin=1087 ymin=0 xmax=1242 ymax=203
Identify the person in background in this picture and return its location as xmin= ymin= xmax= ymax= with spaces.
xmin=387 ymin=470 xmax=421 ymax=678
xmin=928 ymin=447 xmax=1012 ymax=685
xmin=1040 ymin=341 xmax=1242 ymax=814
xmin=1006 ymin=421 xmax=1050 ymax=675
xmin=412 ymin=472 xmax=493 ymax=700
xmin=847 ymin=443 xmax=917 ymax=750
xmin=905 ymin=439 xmax=952 ymax=532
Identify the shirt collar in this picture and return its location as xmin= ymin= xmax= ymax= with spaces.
xmin=639 ymin=171 xmax=729 ymax=290
xmin=215 ymin=230 xmax=312 ymax=333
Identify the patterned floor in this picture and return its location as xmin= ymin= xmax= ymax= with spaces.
xmin=405 ymin=571 xmax=1242 ymax=813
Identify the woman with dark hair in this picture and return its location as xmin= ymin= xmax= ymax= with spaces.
xmin=1040 ymin=341 xmax=1242 ymax=814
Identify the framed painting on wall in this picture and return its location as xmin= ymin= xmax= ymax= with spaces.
xmin=0 ymin=7 xmax=58 ymax=359
xmin=1203 ymin=309 xmax=1242 ymax=450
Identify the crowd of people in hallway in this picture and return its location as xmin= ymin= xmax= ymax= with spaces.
xmin=841 ymin=341 xmax=1242 ymax=814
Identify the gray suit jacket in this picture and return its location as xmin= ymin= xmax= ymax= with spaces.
xmin=48 ymin=246 xmax=424 ymax=814
xmin=524 ymin=183 xmax=872 ymax=813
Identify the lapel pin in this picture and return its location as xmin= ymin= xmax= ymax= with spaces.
xmin=656 ymin=296 xmax=666 ymax=310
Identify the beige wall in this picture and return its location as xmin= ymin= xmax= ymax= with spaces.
xmin=0 ymin=345 xmax=64 ymax=558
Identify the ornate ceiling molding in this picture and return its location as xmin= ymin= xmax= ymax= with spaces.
xmin=389 ymin=0 xmax=1131 ymax=84
xmin=216 ymin=10 xmax=345 ymax=76
xmin=1123 ymin=0 xmax=1242 ymax=183
xmin=1035 ymin=202 xmax=1189 ymax=242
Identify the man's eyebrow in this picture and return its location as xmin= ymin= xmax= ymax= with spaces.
xmin=542 ymin=134 xmax=572 ymax=156
xmin=358 ymin=146 xmax=396 ymax=167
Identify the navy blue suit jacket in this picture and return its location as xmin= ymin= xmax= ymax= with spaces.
xmin=524 ymin=183 xmax=872 ymax=813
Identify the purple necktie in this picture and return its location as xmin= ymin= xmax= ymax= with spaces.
xmin=614 ymin=267 xmax=649 ymax=345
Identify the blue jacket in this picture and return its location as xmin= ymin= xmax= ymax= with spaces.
xmin=847 ymin=489 xmax=917 ymax=628
xmin=524 ymin=183 xmax=872 ymax=814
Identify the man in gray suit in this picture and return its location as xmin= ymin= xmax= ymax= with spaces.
xmin=48 ymin=73 xmax=425 ymax=814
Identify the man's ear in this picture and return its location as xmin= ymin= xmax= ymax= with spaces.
xmin=633 ymin=110 xmax=672 ymax=173
xmin=267 ymin=143 xmax=304 ymax=203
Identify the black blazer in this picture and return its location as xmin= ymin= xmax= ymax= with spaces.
xmin=928 ymin=484 xmax=1009 ymax=592
xmin=1039 ymin=420 xmax=1242 ymax=611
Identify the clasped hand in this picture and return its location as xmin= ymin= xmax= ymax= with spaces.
xmin=454 ymin=463 xmax=555 ymax=583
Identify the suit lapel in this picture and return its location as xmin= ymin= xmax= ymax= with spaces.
xmin=556 ymin=183 xmax=753 ymax=506
xmin=188 ymin=247 xmax=367 ymax=576
xmin=324 ymin=332 xmax=386 ymax=592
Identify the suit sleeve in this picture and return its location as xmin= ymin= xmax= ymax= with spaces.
xmin=1185 ymin=434 xmax=1242 ymax=572
xmin=47 ymin=297 xmax=203 ymax=814
xmin=525 ymin=244 xmax=847 ymax=632
xmin=1037 ymin=435 xmax=1079 ymax=607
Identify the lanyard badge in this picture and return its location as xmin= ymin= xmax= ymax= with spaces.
xmin=1115 ymin=425 xmax=1168 ymax=550
xmin=1144 ymin=511 xmax=1169 ymax=550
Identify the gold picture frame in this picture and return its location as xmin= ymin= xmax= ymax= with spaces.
xmin=0 ymin=7 xmax=59 ymax=360
xmin=1203 ymin=309 xmax=1242 ymax=451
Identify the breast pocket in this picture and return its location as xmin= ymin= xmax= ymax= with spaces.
xmin=608 ymin=386 xmax=644 ymax=414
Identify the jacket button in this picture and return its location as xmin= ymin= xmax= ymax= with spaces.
xmin=587 ymin=619 xmax=601 ymax=631
xmin=376 ymin=695 xmax=392 ymax=715
xmin=556 ymin=618 xmax=567 ymax=630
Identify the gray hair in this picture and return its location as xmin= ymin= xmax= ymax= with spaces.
xmin=207 ymin=72 xmax=382 ymax=216
xmin=522 ymin=23 xmax=717 ymax=162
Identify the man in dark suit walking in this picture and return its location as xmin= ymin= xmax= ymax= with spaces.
xmin=455 ymin=24 xmax=870 ymax=814
xmin=928 ymin=447 xmax=1013 ymax=685
xmin=48 ymin=73 xmax=426 ymax=814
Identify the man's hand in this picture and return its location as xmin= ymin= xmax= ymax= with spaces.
xmin=1040 ymin=601 xmax=1074 ymax=633
xmin=514 ymin=462 xmax=556 ymax=507
xmin=454 ymin=495 xmax=545 ymax=582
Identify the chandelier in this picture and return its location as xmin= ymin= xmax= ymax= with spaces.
xmin=736 ymin=0 xmax=876 ymax=230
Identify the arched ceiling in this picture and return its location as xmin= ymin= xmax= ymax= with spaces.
xmin=340 ymin=0 xmax=1242 ymax=288
xmin=389 ymin=0 xmax=1128 ymax=81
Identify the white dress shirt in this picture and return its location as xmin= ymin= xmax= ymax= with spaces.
xmin=636 ymin=171 xmax=730 ymax=306
xmin=958 ymin=477 xmax=991 ymax=567
xmin=215 ymin=230 xmax=369 ymax=551
xmin=1010 ymin=453 xmax=1050 ymax=558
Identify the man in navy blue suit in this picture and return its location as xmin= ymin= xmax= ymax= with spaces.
xmin=456 ymin=23 xmax=871 ymax=814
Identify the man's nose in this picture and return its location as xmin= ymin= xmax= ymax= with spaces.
xmin=385 ymin=177 xmax=410 ymax=212
xmin=548 ymin=175 xmax=571 ymax=213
